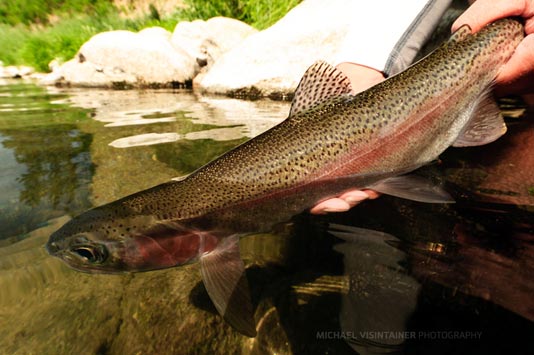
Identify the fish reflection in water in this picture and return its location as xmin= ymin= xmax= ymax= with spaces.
xmin=331 ymin=225 xmax=421 ymax=354
xmin=222 ymin=195 xmax=533 ymax=354
xmin=322 ymin=197 xmax=534 ymax=354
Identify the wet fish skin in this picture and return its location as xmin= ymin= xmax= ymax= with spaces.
xmin=46 ymin=19 xmax=523 ymax=336
xmin=47 ymin=18 xmax=523 ymax=270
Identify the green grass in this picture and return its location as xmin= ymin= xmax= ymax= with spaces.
xmin=181 ymin=0 xmax=302 ymax=30
xmin=0 ymin=0 xmax=115 ymax=26
xmin=0 ymin=12 xmax=179 ymax=72
xmin=0 ymin=0 xmax=301 ymax=72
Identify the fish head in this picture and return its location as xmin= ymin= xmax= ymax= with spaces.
xmin=46 ymin=206 xmax=218 ymax=273
xmin=46 ymin=208 xmax=130 ymax=273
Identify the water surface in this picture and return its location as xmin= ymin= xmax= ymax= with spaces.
xmin=0 ymin=80 xmax=532 ymax=354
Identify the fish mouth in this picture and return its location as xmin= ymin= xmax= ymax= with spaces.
xmin=44 ymin=243 xmax=84 ymax=265
xmin=45 ymin=240 xmax=60 ymax=256
xmin=44 ymin=246 xmax=91 ymax=271
xmin=45 ymin=237 xmax=114 ymax=273
xmin=46 ymin=247 xmax=120 ymax=274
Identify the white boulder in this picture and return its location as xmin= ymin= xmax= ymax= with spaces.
xmin=44 ymin=27 xmax=196 ymax=88
xmin=196 ymin=0 xmax=365 ymax=98
xmin=42 ymin=18 xmax=256 ymax=89
xmin=0 ymin=65 xmax=34 ymax=78
xmin=171 ymin=17 xmax=257 ymax=69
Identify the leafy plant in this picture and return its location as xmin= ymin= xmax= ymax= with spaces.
xmin=0 ymin=12 xmax=180 ymax=71
xmin=0 ymin=0 xmax=115 ymax=25
xmin=180 ymin=0 xmax=301 ymax=29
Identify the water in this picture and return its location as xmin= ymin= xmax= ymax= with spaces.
xmin=0 ymin=80 xmax=532 ymax=354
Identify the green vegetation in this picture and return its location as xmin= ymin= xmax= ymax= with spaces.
xmin=0 ymin=0 xmax=115 ymax=26
xmin=0 ymin=0 xmax=301 ymax=74
xmin=0 ymin=1 xmax=178 ymax=72
xmin=181 ymin=0 xmax=302 ymax=30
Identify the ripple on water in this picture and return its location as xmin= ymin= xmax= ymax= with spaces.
xmin=109 ymin=132 xmax=182 ymax=148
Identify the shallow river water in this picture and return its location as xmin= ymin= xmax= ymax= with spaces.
xmin=0 ymin=79 xmax=532 ymax=355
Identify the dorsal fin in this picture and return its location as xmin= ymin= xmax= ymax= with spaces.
xmin=453 ymin=94 xmax=507 ymax=147
xmin=448 ymin=24 xmax=472 ymax=43
xmin=289 ymin=61 xmax=353 ymax=117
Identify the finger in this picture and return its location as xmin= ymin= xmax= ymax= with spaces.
xmin=494 ymin=33 xmax=534 ymax=99
xmin=452 ymin=0 xmax=534 ymax=33
xmin=338 ymin=190 xmax=371 ymax=206
xmin=335 ymin=62 xmax=385 ymax=94
xmin=309 ymin=198 xmax=351 ymax=215
xmin=362 ymin=189 xmax=380 ymax=200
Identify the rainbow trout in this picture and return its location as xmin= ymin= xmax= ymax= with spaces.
xmin=46 ymin=19 xmax=524 ymax=336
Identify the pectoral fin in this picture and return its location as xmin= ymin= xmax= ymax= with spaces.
xmin=453 ymin=94 xmax=507 ymax=147
xmin=368 ymin=175 xmax=454 ymax=203
xmin=200 ymin=235 xmax=256 ymax=337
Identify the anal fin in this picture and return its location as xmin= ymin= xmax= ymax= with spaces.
xmin=200 ymin=235 xmax=256 ymax=337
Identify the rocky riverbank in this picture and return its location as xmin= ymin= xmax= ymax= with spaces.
xmin=0 ymin=62 xmax=34 ymax=79
xmin=29 ymin=0 xmax=370 ymax=98
xmin=4 ymin=0 xmax=467 ymax=98
xmin=40 ymin=16 xmax=257 ymax=90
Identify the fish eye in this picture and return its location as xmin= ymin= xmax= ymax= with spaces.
xmin=71 ymin=245 xmax=107 ymax=264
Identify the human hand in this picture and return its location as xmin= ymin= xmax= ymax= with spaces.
xmin=309 ymin=63 xmax=384 ymax=215
xmin=312 ymin=1 xmax=534 ymax=216
xmin=452 ymin=0 xmax=534 ymax=98
xmin=335 ymin=62 xmax=385 ymax=94
xmin=310 ymin=189 xmax=381 ymax=215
